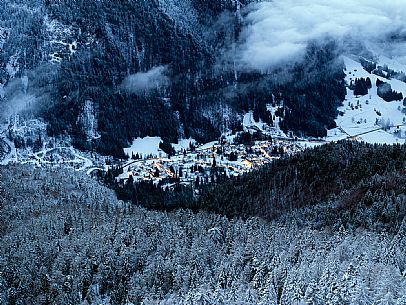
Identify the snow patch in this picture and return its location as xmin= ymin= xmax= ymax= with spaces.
xmin=6 ymin=53 xmax=20 ymax=78
xmin=43 ymin=15 xmax=79 ymax=64
xmin=158 ymin=0 xmax=199 ymax=33
xmin=77 ymin=100 xmax=100 ymax=141
xmin=327 ymin=56 xmax=406 ymax=145
xmin=0 ymin=83 xmax=5 ymax=99
xmin=243 ymin=111 xmax=265 ymax=132
xmin=0 ymin=27 xmax=9 ymax=50
xmin=124 ymin=137 xmax=163 ymax=158
xmin=173 ymin=138 xmax=196 ymax=152
xmin=198 ymin=141 xmax=218 ymax=150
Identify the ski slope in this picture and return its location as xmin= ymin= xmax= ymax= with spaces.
xmin=327 ymin=56 xmax=406 ymax=144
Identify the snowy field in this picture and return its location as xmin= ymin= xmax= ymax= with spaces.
xmin=327 ymin=56 xmax=406 ymax=144
xmin=124 ymin=136 xmax=163 ymax=158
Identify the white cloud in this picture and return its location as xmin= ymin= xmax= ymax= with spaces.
xmin=1 ymin=77 xmax=35 ymax=119
xmin=236 ymin=0 xmax=406 ymax=71
xmin=121 ymin=66 xmax=169 ymax=94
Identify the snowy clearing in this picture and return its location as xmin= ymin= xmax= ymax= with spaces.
xmin=327 ymin=56 xmax=406 ymax=144
xmin=124 ymin=136 xmax=163 ymax=158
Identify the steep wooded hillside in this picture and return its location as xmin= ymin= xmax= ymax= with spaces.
xmin=0 ymin=0 xmax=346 ymax=157
xmin=1 ymin=163 xmax=406 ymax=304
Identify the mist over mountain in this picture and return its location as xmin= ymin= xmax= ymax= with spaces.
xmin=120 ymin=66 xmax=169 ymax=95
xmin=1 ymin=1 xmax=405 ymax=157
xmin=235 ymin=0 xmax=406 ymax=71
xmin=0 ymin=0 xmax=353 ymax=156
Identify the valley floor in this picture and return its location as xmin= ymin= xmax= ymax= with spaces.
xmin=2 ymin=55 xmax=406 ymax=189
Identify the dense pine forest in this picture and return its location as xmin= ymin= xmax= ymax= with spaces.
xmin=0 ymin=0 xmax=346 ymax=157
xmin=2 ymin=141 xmax=406 ymax=304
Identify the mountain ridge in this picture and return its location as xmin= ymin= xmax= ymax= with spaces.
xmin=1 ymin=0 xmax=346 ymax=157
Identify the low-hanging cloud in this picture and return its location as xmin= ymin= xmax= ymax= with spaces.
xmin=236 ymin=0 xmax=406 ymax=71
xmin=1 ymin=76 xmax=34 ymax=120
xmin=0 ymin=64 xmax=58 ymax=121
xmin=121 ymin=66 xmax=169 ymax=94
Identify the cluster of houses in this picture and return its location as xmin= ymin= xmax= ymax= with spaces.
xmin=117 ymin=138 xmax=306 ymax=187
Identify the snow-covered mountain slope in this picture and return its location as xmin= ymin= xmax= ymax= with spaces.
xmin=43 ymin=15 xmax=81 ymax=64
xmin=327 ymin=56 xmax=406 ymax=144
xmin=3 ymin=158 xmax=406 ymax=304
